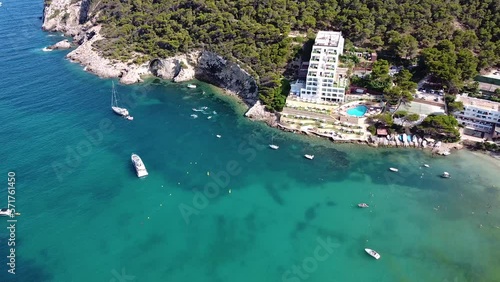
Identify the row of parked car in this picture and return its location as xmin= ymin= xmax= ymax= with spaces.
xmin=418 ymin=88 xmax=445 ymax=95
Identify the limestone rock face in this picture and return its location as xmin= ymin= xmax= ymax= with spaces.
xmin=47 ymin=39 xmax=71 ymax=50
xmin=245 ymin=101 xmax=278 ymax=126
xmin=42 ymin=0 xmax=84 ymax=36
xmin=195 ymin=51 xmax=258 ymax=105
xmin=42 ymin=1 xmax=262 ymax=110
xmin=149 ymin=58 xmax=179 ymax=80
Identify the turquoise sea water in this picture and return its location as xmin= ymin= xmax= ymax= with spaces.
xmin=1 ymin=2 xmax=500 ymax=282
xmin=347 ymin=105 xmax=367 ymax=117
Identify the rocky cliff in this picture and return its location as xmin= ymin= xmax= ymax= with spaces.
xmin=42 ymin=0 xmax=269 ymax=114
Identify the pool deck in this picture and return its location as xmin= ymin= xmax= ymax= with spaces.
xmin=278 ymin=96 xmax=463 ymax=155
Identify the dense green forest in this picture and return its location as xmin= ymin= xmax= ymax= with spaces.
xmin=90 ymin=0 xmax=500 ymax=110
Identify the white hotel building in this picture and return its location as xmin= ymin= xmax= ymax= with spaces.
xmin=454 ymin=95 xmax=500 ymax=134
xmin=300 ymin=31 xmax=347 ymax=103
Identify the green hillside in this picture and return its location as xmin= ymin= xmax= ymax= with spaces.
xmin=90 ymin=0 xmax=500 ymax=110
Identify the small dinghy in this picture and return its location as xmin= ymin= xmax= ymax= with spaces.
xmin=389 ymin=167 xmax=398 ymax=172
xmin=358 ymin=203 xmax=369 ymax=208
xmin=441 ymin=172 xmax=450 ymax=178
xmin=187 ymin=84 xmax=197 ymax=89
xmin=304 ymin=154 xmax=314 ymax=160
xmin=423 ymin=164 xmax=430 ymax=168
xmin=269 ymin=144 xmax=279 ymax=150
xmin=365 ymin=248 xmax=381 ymax=260
xmin=216 ymin=135 xmax=221 ymax=138
xmin=125 ymin=116 xmax=133 ymax=120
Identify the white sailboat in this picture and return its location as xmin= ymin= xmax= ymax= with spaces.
xmin=269 ymin=135 xmax=279 ymax=150
xmin=111 ymin=82 xmax=129 ymax=117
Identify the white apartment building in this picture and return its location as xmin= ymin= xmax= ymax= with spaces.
xmin=454 ymin=95 xmax=500 ymax=134
xmin=300 ymin=31 xmax=347 ymax=103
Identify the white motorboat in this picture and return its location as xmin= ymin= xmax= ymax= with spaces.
xmin=365 ymin=248 xmax=381 ymax=259
xmin=131 ymin=153 xmax=148 ymax=178
xmin=441 ymin=151 xmax=451 ymax=156
xmin=187 ymin=84 xmax=197 ymax=89
xmin=0 ymin=208 xmax=12 ymax=217
xmin=423 ymin=164 xmax=430 ymax=168
xmin=111 ymin=82 xmax=129 ymax=117
xmin=216 ymin=135 xmax=221 ymax=138
xmin=358 ymin=203 xmax=369 ymax=208
xmin=441 ymin=172 xmax=450 ymax=178
xmin=304 ymin=154 xmax=314 ymax=160
xmin=389 ymin=167 xmax=399 ymax=172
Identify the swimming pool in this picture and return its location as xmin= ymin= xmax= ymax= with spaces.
xmin=346 ymin=105 xmax=368 ymax=117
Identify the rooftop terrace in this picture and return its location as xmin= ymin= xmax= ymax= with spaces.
xmin=314 ymin=31 xmax=342 ymax=47
xmin=457 ymin=95 xmax=500 ymax=111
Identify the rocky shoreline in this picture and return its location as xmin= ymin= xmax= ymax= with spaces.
xmin=41 ymin=0 xmax=278 ymax=125
xmin=277 ymin=123 xmax=464 ymax=155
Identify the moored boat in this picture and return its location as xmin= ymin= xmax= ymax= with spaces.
xmin=304 ymin=154 xmax=314 ymax=160
xmin=111 ymin=82 xmax=129 ymax=117
xmin=389 ymin=167 xmax=398 ymax=172
xmin=365 ymin=248 xmax=381 ymax=259
xmin=131 ymin=153 xmax=148 ymax=178
xmin=0 ymin=208 xmax=12 ymax=217
xmin=187 ymin=84 xmax=197 ymax=89
xmin=441 ymin=171 xmax=450 ymax=178
xmin=358 ymin=203 xmax=369 ymax=208
xmin=269 ymin=135 xmax=279 ymax=150
xmin=423 ymin=164 xmax=430 ymax=168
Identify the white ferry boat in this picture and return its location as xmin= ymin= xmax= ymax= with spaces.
xmin=131 ymin=153 xmax=148 ymax=178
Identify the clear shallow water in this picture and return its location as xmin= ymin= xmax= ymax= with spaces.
xmin=347 ymin=105 xmax=367 ymax=117
xmin=1 ymin=2 xmax=500 ymax=282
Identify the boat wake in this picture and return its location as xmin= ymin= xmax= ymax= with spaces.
xmin=42 ymin=47 xmax=52 ymax=52
xmin=190 ymin=114 xmax=198 ymax=119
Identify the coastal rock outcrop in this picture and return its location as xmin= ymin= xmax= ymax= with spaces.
xmin=149 ymin=58 xmax=179 ymax=80
xmin=42 ymin=0 xmax=262 ymax=110
xmin=47 ymin=39 xmax=71 ymax=50
xmin=245 ymin=101 xmax=278 ymax=126
xmin=195 ymin=51 xmax=258 ymax=105
xmin=42 ymin=0 xmax=85 ymax=36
